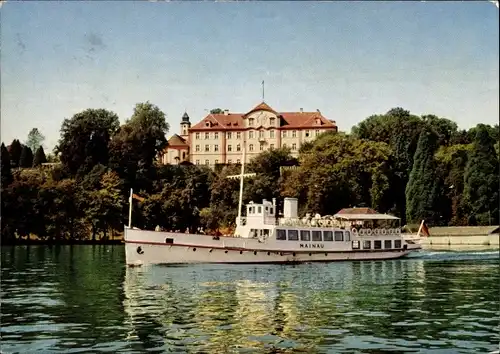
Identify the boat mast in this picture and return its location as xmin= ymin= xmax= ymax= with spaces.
xmin=128 ymin=188 xmax=133 ymax=228
xmin=226 ymin=145 xmax=256 ymax=226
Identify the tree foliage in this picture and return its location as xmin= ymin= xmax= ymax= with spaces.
xmin=1 ymin=143 xmax=12 ymax=186
xmin=33 ymin=146 xmax=48 ymax=167
xmin=405 ymin=127 xmax=440 ymax=224
xmin=19 ymin=145 xmax=34 ymax=168
xmin=56 ymin=109 xmax=120 ymax=175
xmin=26 ymin=128 xmax=45 ymax=152
xmin=8 ymin=139 xmax=23 ymax=168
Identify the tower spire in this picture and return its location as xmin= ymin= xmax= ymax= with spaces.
xmin=262 ymin=80 xmax=265 ymax=102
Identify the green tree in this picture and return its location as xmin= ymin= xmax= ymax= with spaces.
xmin=282 ymin=133 xmax=392 ymax=216
xmin=33 ymin=146 xmax=48 ymax=167
xmin=422 ymin=115 xmax=458 ymax=146
xmin=19 ymin=145 xmax=34 ymax=168
xmin=1 ymin=143 xmax=12 ymax=186
xmin=463 ymin=124 xmax=499 ymax=225
xmin=8 ymin=139 xmax=23 ymax=168
xmin=25 ymin=128 xmax=45 ymax=152
xmin=405 ymin=127 xmax=440 ymax=224
xmin=351 ymin=108 xmax=424 ymax=221
xmin=56 ymin=108 xmax=120 ymax=175
xmin=109 ymin=102 xmax=169 ymax=191
xmin=210 ymin=108 xmax=223 ymax=114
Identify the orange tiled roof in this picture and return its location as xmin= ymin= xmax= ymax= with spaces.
xmin=167 ymin=134 xmax=188 ymax=147
xmin=190 ymin=102 xmax=337 ymax=131
xmin=336 ymin=207 xmax=379 ymax=215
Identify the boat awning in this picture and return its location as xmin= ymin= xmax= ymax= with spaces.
xmin=333 ymin=213 xmax=400 ymax=221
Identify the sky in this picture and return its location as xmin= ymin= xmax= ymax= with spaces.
xmin=1 ymin=1 xmax=499 ymax=152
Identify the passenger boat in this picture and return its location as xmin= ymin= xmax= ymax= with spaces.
xmin=124 ymin=150 xmax=423 ymax=266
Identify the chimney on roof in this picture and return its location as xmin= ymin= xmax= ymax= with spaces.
xmin=300 ymin=108 xmax=303 ymax=113
xmin=316 ymin=109 xmax=321 ymax=113
xmin=224 ymin=109 xmax=229 ymax=115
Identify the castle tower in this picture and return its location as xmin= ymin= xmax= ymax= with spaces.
xmin=180 ymin=112 xmax=191 ymax=140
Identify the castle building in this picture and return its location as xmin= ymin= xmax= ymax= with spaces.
xmin=162 ymin=102 xmax=338 ymax=166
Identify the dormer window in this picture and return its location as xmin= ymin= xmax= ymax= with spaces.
xmin=205 ymin=121 xmax=210 ymax=127
xmin=315 ymin=118 xmax=321 ymax=125
xmin=248 ymin=118 xmax=255 ymax=126
xmin=269 ymin=117 xmax=275 ymax=126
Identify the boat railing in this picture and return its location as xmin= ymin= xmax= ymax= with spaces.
xmin=279 ymin=217 xmax=341 ymax=228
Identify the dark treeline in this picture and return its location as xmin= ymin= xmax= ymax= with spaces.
xmin=1 ymin=103 xmax=498 ymax=244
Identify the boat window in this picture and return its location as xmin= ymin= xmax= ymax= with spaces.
xmin=323 ymin=231 xmax=333 ymax=241
xmin=363 ymin=240 xmax=371 ymax=249
xmin=334 ymin=231 xmax=344 ymax=241
xmin=300 ymin=230 xmax=311 ymax=241
xmin=248 ymin=207 xmax=253 ymax=214
xmin=394 ymin=240 xmax=402 ymax=248
xmin=250 ymin=229 xmax=258 ymax=238
xmin=384 ymin=240 xmax=392 ymax=249
xmin=312 ymin=230 xmax=322 ymax=241
xmin=352 ymin=240 xmax=360 ymax=249
xmin=288 ymin=230 xmax=299 ymax=241
xmin=276 ymin=229 xmax=287 ymax=240
xmin=258 ymin=206 xmax=262 ymax=213
xmin=345 ymin=231 xmax=351 ymax=241
xmin=374 ymin=240 xmax=382 ymax=249
xmin=270 ymin=208 xmax=274 ymax=215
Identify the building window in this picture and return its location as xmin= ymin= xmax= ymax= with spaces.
xmin=270 ymin=144 xmax=275 ymax=150
xmin=270 ymin=117 xmax=275 ymax=126
xmin=236 ymin=132 xmax=241 ymax=139
xmin=195 ymin=145 xmax=200 ymax=152
xmin=204 ymin=160 xmax=210 ymax=165
xmin=215 ymin=159 xmax=219 ymax=164
xmin=260 ymin=144 xmax=264 ymax=151
xmin=300 ymin=230 xmax=311 ymax=241
xmin=228 ymin=159 xmax=232 ymax=164
xmin=195 ymin=133 xmax=200 ymax=140
xmin=292 ymin=143 xmax=297 ymax=151
xmin=236 ymin=159 xmax=240 ymax=164
xmin=270 ymin=130 xmax=275 ymax=138
xmin=316 ymin=129 xmax=320 ymax=136
xmin=236 ymin=144 xmax=241 ymax=152
xmin=196 ymin=160 xmax=200 ymax=165
xmin=214 ymin=132 xmax=219 ymax=139
xmin=205 ymin=132 xmax=210 ymax=139
xmin=259 ymin=130 xmax=264 ymax=138
xmin=227 ymin=132 xmax=232 ymax=139
xmin=248 ymin=118 xmax=255 ymax=126
xmin=214 ymin=145 xmax=219 ymax=152
xmin=249 ymin=144 xmax=254 ymax=151
xmin=305 ymin=130 xmax=310 ymax=137
xmin=283 ymin=143 xmax=287 ymax=148
xmin=228 ymin=145 xmax=232 ymax=152
xmin=292 ymin=130 xmax=297 ymax=138
xmin=249 ymin=131 xmax=254 ymax=139
xmin=205 ymin=145 xmax=210 ymax=152
xmin=282 ymin=131 xmax=287 ymax=138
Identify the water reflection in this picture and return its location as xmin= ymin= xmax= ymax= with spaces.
xmin=122 ymin=257 xmax=499 ymax=353
xmin=2 ymin=246 xmax=499 ymax=353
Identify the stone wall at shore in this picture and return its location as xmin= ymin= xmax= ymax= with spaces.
xmin=422 ymin=225 xmax=499 ymax=246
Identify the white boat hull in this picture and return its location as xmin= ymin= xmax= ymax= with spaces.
xmin=124 ymin=228 xmax=419 ymax=266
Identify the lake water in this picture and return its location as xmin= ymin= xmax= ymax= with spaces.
xmin=1 ymin=245 xmax=499 ymax=353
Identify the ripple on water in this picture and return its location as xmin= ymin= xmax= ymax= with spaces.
xmin=1 ymin=247 xmax=500 ymax=353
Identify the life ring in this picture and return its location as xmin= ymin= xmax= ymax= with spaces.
xmin=351 ymin=228 xmax=358 ymax=235
xmin=366 ymin=228 xmax=372 ymax=236
xmin=373 ymin=228 xmax=379 ymax=235
xmin=359 ymin=229 xmax=366 ymax=236
xmin=381 ymin=228 xmax=387 ymax=235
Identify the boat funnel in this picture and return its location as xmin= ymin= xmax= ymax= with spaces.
xmin=283 ymin=198 xmax=298 ymax=219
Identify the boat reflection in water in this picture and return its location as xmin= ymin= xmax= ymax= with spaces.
xmin=122 ymin=260 xmax=436 ymax=353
